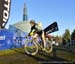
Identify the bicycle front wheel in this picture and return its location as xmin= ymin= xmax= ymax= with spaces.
xmin=24 ymin=39 xmax=38 ymax=55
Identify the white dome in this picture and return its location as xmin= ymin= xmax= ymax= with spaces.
xmin=13 ymin=21 xmax=31 ymax=33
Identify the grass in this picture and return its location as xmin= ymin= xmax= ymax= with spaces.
xmin=0 ymin=49 xmax=16 ymax=56
xmin=0 ymin=48 xmax=24 ymax=56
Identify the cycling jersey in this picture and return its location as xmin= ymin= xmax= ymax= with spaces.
xmin=29 ymin=25 xmax=42 ymax=36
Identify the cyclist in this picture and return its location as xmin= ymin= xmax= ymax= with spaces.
xmin=28 ymin=20 xmax=46 ymax=51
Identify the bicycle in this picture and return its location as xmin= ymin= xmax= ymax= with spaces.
xmin=24 ymin=35 xmax=53 ymax=55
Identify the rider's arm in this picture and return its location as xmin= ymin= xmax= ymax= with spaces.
xmin=28 ymin=26 xmax=36 ymax=36
xmin=28 ymin=30 xmax=35 ymax=36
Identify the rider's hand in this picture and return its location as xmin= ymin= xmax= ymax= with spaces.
xmin=25 ymin=36 xmax=28 ymax=38
xmin=26 ymin=35 xmax=30 ymax=38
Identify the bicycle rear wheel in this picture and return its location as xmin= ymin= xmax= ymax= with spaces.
xmin=24 ymin=39 xmax=38 ymax=55
xmin=45 ymin=39 xmax=53 ymax=53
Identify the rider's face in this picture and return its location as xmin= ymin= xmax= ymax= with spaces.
xmin=30 ymin=23 xmax=35 ymax=27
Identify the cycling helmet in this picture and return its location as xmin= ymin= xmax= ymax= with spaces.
xmin=30 ymin=20 xmax=35 ymax=24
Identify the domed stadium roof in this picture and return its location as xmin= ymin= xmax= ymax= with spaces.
xmin=13 ymin=21 xmax=31 ymax=33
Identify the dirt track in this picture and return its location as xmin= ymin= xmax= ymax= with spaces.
xmin=0 ymin=46 xmax=75 ymax=64
xmin=0 ymin=50 xmax=70 ymax=64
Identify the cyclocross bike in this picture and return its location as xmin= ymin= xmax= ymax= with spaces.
xmin=24 ymin=35 xmax=53 ymax=55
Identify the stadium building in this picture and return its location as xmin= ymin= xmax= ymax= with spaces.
xmin=9 ymin=3 xmax=31 ymax=34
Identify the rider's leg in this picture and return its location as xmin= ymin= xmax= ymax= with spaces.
xmin=41 ymin=31 xmax=46 ymax=50
xmin=32 ymin=33 xmax=38 ymax=42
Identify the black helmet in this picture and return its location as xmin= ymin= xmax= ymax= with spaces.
xmin=30 ymin=20 xmax=35 ymax=24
